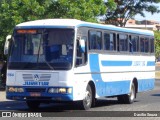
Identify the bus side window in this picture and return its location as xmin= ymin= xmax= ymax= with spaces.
xmin=129 ymin=35 xmax=133 ymax=52
xmin=119 ymin=34 xmax=128 ymax=51
xmin=76 ymin=36 xmax=87 ymax=66
xmin=140 ymin=37 xmax=145 ymax=52
xmin=89 ymin=30 xmax=102 ymax=50
xmin=89 ymin=31 xmax=95 ymax=49
xmin=113 ymin=33 xmax=116 ymax=51
xmin=104 ymin=33 xmax=116 ymax=51
xmin=96 ymin=32 xmax=102 ymax=50
xmin=140 ymin=37 xmax=149 ymax=53
xmin=104 ymin=33 xmax=110 ymax=50
xmin=150 ymin=38 xmax=154 ymax=53
xmin=144 ymin=38 xmax=149 ymax=53
xmin=117 ymin=34 xmax=119 ymax=51
xmin=130 ymin=35 xmax=139 ymax=53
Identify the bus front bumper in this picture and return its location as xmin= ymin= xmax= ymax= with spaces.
xmin=6 ymin=86 xmax=73 ymax=102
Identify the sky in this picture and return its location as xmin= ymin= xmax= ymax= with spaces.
xmin=135 ymin=12 xmax=160 ymax=22
xmin=134 ymin=3 xmax=160 ymax=22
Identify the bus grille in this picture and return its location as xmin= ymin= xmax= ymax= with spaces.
xmin=23 ymin=74 xmax=51 ymax=81
xmin=25 ymin=88 xmax=46 ymax=92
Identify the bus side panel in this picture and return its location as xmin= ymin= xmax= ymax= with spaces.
xmin=89 ymin=54 xmax=131 ymax=97
xmin=138 ymin=78 xmax=155 ymax=92
xmin=88 ymin=53 xmax=155 ymax=98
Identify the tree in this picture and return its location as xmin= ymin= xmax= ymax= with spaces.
xmin=105 ymin=0 xmax=160 ymax=27
xmin=0 ymin=0 xmax=50 ymax=56
xmin=154 ymin=31 xmax=160 ymax=59
xmin=0 ymin=0 xmax=107 ymax=56
xmin=46 ymin=0 xmax=106 ymax=22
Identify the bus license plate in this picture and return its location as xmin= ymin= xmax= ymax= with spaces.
xmin=30 ymin=93 xmax=41 ymax=97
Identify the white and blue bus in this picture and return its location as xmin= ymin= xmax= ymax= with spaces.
xmin=4 ymin=19 xmax=155 ymax=110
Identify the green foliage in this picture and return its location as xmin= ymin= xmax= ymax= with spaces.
xmin=105 ymin=0 xmax=160 ymax=27
xmin=154 ymin=31 xmax=160 ymax=58
xmin=49 ymin=0 xmax=106 ymax=22
xmin=0 ymin=0 xmax=106 ymax=58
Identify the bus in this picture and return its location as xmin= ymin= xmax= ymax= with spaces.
xmin=4 ymin=19 xmax=155 ymax=110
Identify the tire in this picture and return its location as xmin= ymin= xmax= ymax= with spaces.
xmin=118 ymin=83 xmax=136 ymax=104
xmin=26 ymin=101 xmax=40 ymax=109
xmin=117 ymin=95 xmax=125 ymax=103
xmin=78 ymin=84 xmax=93 ymax=110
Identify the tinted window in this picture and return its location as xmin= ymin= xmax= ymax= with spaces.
xmin=130 ymin=36 xmax=139 ymax=52
xmin=104 ymin=33 xmax=116 ymax=51
xmin=140 ymin=37 xmax=149 ymax=53
xmin=119 ymin=34 xmax=128 ymax=51
xmin=144 ymin=38 xmax=149 ymax=53
xmin=140 ymin=37 xmax=145 ymax=52
xmin=8 ymin=28 xmax=74 ymax=70
xmin=24 ymin=34 xmax=43 ymax=55
xmin=89 ymin=31 xmax=102 ymax=50
xmin=150 ymin=38 xmax=154 ymax=53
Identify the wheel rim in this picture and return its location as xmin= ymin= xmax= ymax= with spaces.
xmin=84 ymin=90 xmax=92 ymax=107
xmin=130 ymin=84 xmax=135 ymax=100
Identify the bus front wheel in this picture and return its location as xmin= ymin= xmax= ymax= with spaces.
xmin=26 ymin=101 xmax=40 ymax=109
xmin=77 ymin=84 xmax=93 ymax=110
xmin=118 ymin=83 xmax=136 ymax=104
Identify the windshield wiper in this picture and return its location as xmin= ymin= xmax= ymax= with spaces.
xmin=43 ymin=58 xmax=54 ymax=70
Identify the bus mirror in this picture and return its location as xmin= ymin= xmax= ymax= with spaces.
xmin=4 ymin=35 xmax=12 ymax=55
xmin=79 ymin=38 xmax=85 ymax=53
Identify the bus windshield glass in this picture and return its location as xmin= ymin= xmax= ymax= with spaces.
xmin=8 ymin=28 xmax=74 ymax=70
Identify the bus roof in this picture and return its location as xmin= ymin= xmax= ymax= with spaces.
xmin=16 ymin=19 xmax=154 ymax=36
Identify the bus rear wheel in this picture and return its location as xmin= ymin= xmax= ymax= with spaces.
xmin=118 ymin=82 xmax=136 ymax=104
xmin=26 ymin=101 xmax=40 ymax=109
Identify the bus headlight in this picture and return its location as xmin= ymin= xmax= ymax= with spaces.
xmin=67 ymin=88 xmax=72 ymax=94
xmin=8 ymin=87 xmax=15 ymax=92
xmin=8 ymin=87 xmax=24 ymax=93
xmin=48 ymin=88 xmax=59 ymax=93
xmin=59 ymin=88 xmax=66 ymax=93
xmin=48 ymin=88 xmax=72 ymax=94
xmin=17 ymin=88 xmax=24 ymax=92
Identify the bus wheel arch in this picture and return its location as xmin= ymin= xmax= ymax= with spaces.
xmin=125 ymin=78 xmax=138 ymax=103
xmin=118 ymin=78 xmax=138 ymax=104
xmin=88 ymin=80 xmax=96 ymax=107
xmin=78 ymin=80 xmax=96 ymax=110
xmin=132 ymin=78 xmax=138 ymax=98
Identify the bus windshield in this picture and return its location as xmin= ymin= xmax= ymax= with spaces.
xmin=8 ymin=28 xmax=74 ymax=70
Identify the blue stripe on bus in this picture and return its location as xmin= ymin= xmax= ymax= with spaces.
xmin=101 ymin=61 xmax=132 ymax=66
xmin=147 ymin=61 xmax=155 ymax=66
xmin=101 ymin=60 xmax=155 ymax=66
xmin=89 ymin=54 xmax=105 ymax=96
